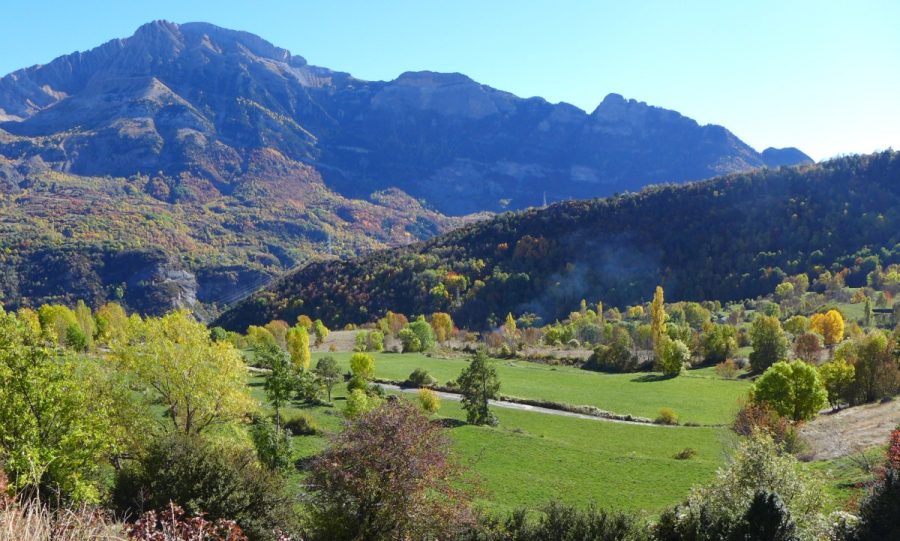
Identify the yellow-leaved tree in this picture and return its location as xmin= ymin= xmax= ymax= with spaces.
xmin=430 ymin=312 xmax=454 ymax=343
xmin=287 ymin=324 xmax=311 ymax=370
xmin=650 ymin=286 xmax=667 ymax=362
xmin=810 ymin=309 xmax=845 ymax=346
xmin=114 ymin=310 xmax=255 ymax=435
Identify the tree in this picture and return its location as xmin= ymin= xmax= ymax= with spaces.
xmin=398 ymin=328 xmax=422 ymax=352
xmin=409 ymin=317 xmax=436 ymax=351
xmin=731 ymin=491 xmax=800 ymax=541
xmin=793 ymin=332 xmax=823 ymax=364
xmin=259 ymin=342 xmax=294 ymax=428
xmin=250 ymin=415 xmax=292 ymax=472
xmin=314 ymin=356 xmax=342 ymax=402
xmin=312 ymin=319 xmax=329 ymax=346
xmin=344 ymin=388 xmax=379 ymax=418
xmin=74 ymin=299 xmax=96 ymax=350
xmin=430 ymin=312 xmax=454 ymax=343
xmin=817 ymin=359 xmax=855 ymax=408
xmin=657 ymin=337 xmax=690 ymax=377
xmin=349 ymin=352 xmax=375 ymax=380
xmin=751 ymin=361 xmax=828 ymax=421
xmin=114 ymin=311 xmax=255 ymax=435
xmin=246 ymin=325 xmax=277 ymax=351
xmin=852 ymin=428 xmax=900 ymax=541
xmin=847 ymin=332 xmax=900 ymax=404
xmin=863 ymin=296 xmax=874 ymax=328
xmin=809 ymin=310 xmax=844 ymax=347
xmin=37 ymin=303 xmax=78 ymax=346
xmin=650 ymin=286 xmax=667 ymax=363
xmin=418 ymin=388 xmax=441 ymax=414
xmin=307 ymin=401 xmax=473 ymax=540
xmin=264 ymin=320 xmax=290 ymax=347
xmin=457 ymin=351 xmax=500 ymax=425
xmin=749 ymin=315 xmax=789 ymax=373
xmin=783 ymin=315 xmax=809 ymax=336
xmin=503 ymin=312 xmax=517 ymax=340
xmin=286 ymin=325 xmax=311 ymax=371
xmin=0 ymin=309 xmax=117 ymax=502
xmin=700 ymin=323 xmax=737 ymax=364
xmin=296 ymin=315 xmax=313 ymax=329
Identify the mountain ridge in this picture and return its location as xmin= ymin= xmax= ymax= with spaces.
xmin=0 ymin=20 xmax=813 ymax=315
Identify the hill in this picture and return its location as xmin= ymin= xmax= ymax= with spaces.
xmin=216 ymin=152 xmax=900 ymax=330
xmin=0 ymin=20 xmax=810 ymax=314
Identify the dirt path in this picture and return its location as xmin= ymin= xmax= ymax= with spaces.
xmin=800 ymin=399 xmax=900 ymax=460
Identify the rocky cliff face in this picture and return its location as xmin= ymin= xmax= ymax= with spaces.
xmin=0 ymin=21 xmax=811 ymax=215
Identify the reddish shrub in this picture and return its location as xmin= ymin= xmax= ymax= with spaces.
xmin=125 ymin=504 xmax=252 ymax=541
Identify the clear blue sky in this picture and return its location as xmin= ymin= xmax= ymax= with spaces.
xmin=2 ymin=0 xmax=898 ymax=161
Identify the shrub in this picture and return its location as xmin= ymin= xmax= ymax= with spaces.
xmin=406 ymin=367 xmax=437 ymax=388
xmin=126 ymin=504 xmax=249 ymax=541
xmin=674 ymin=447 xmax=698 ymax=460
xmin=112 ymin=433 xmax=298 ymax=541
xmin=418 ymin=388 xmax=441 ymax=414
xmin=585 ymin=342 xmax=638 ymax=373
xmin=656 ymin=407 xmax=679 ymax=425
xmin=469 ymin=502 xmax=648 ymax=540
xmin=283 ymin=413 xmax=319 ymax=436
xmin=715 ymin=359 xmax=740 ymax=379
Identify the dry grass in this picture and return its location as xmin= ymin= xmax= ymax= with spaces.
xmin=800 ymin=399 xmax=900 ymax=460
xmin=0 ymin=497 xmax=124 ymax=541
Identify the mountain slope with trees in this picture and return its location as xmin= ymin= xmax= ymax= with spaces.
xmin=217 ymin=151 xmax=900 ymax=330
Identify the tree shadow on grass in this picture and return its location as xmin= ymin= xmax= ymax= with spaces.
xmin=433 ymin=418 xmax=466 ymax=429
xmin=630 ymin=374 xmax=676 ymax=383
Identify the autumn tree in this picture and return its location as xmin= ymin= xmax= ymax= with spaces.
xmin=657 ymin=337 xmax=690 ymax=377
xmin=95 ymin=302 xmax=130 ymax=346
xmin=650 ymin=286 xmax=667 ymax=363
xmin=312 ymin=319 xmax=329 ymax=346
xmin=457 ymin=351 xmax=500 ymax=425
xmin=430 ymin=312 xmax=454 ymax=343
xmin=264 ymin=320 xmax=290 ymax=347
xmin=307 ymin=401 xmax=473 ymax=541
xmin=114 ymin=311 xmax=255 ymax=435
xmin=700 ymin=323 xmax=737 ymax=364
xmin=74 ymin=299 xmax=96 ymax=350
xmin=418 ymin=388 xmax=441 ymax=414
xmin=749 ymin=315 xmax=789 ymax=373
xmin=793 ymin=332 xmax=823 ymax=364
xmin=286 ymin=325 xmax=311 ymax=371
xmin=809 ymin=310 xmax=845 ymax=347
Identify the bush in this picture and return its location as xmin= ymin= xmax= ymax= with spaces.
xmin=674 ymin=447 xmax=697 ymax=460
xmin=656 ymin=407 xmax=679 ymax=425
xmin=585 ymin=343 xmax=639 ymax=373
xmin=418 ymin=388 xmax=441 ymax=414
xmin=715 ymin=359 xmax=740 ymax=379
xmin=126 ymin=504 xmax=249 ymax=540
xmin=283 ymin=413 xmax=319 ymax=436
xmin=112 ymin=433 xmax=298 ymax=541
xmin=406 ymin=367 xmax=437 ymax=388
xmin=467 ymin=502 xmax=648 ymax=540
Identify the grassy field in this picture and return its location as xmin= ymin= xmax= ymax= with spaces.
xmin=308 ymin=351 xmax=751 ymax=425
xmin=248 ymin=374 xmax=732 ymax=514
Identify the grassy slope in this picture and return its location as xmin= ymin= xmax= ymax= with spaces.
xmin=311 ymin=351 xmax=751 ymax=425
xmin=248 ymin=374 xmax=730 ymax=514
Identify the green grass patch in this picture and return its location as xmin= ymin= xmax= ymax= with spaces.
xmin=248 ymin=373 xmax=731 ymax=514
xmin=308 ymin=352 xmax=750 ymax=425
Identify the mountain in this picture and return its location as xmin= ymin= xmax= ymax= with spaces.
xmin=216 ymin=152 xmax=900 ymax=331
xmin=0 ymin=21 xmax=811 ymax=314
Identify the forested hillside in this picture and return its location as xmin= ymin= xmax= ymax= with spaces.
xmin=218 ymin=152 xmax=900 ymax=330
